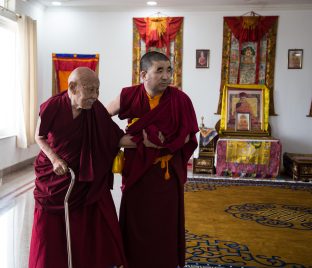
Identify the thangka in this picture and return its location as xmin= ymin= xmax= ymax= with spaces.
xmin=52 ymin=53 xmax=99 ymax=95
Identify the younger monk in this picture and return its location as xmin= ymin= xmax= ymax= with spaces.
xmin=107 ymin=51 xmax=199 ymax=268
xmin=29 ymin=67 xmax=128 ymax=268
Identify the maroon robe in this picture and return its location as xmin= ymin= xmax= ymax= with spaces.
xmin=118 ymin=84 xmax=198 ymax=268
xmin=29 ymin=91 xmax=127 ymax=268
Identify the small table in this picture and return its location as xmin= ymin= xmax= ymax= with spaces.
xmin=216 ymin=136 xmax=281 ymax=178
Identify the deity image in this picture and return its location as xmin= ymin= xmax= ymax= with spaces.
xmin=241 ymin=46 xmax=256 ymax=64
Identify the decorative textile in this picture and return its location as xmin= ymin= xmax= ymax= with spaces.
xmin=216 ymin=137 xmax=281 ymax=178
xmin=199 ymin=128 xmax=218 ymax=147
xmin=132 ymin=17 xmax=183 ymax=88
xmin=52 ymin=53 xmax=99 ymax=95
xmin=226 ymin=140 xmax=271 ymax=165
xmin=217 ymin=15 xmax=278 ymax=115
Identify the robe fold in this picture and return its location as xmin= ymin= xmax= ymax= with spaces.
xmin=118 ymin=84 xmax=198 ymax=268
xmin=29 ymin=91 xmax=127 ymax=268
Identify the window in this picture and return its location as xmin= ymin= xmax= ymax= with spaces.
xmin=0 ymin=16 xmax=17 ymax=138
xmin=0 ymin=0 xmax=14 ymax=9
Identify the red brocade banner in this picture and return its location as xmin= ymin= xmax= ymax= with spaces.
xmin=133 ymin=17 xmax=183 ymax=56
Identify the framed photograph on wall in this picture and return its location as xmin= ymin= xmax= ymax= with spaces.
xmin=196 ymin=49 xmax=209 ymax=68
xmin=288 ymin=49 xmax=303 ymax=69
xmin=235 ymin=112 xmax=251 ymax=131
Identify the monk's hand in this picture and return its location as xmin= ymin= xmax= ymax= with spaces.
xmin=143 ymin=129 xmax=160 ymax=149
xmin=158 ymin=131 xmax=165 ymax=144
xmin=185 ymin=134 xmax=190 ymax=144
xmin=52 ymin=157 xmax=68 ymax=176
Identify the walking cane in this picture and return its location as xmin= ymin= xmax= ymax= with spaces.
xmin=64 ymin=168 xmax=76 ymax=268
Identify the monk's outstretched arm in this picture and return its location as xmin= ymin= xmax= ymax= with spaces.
xmin=106 ymin=94 xmax=120 ymax=116
xmin=119 ymin=131 xmax=169 ymax=149
xmin=35 ymin=117 xmax=68 ymax=176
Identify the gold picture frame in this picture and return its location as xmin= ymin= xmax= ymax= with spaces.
xmin=288 ymin=49 xmax=303 ymax=69
xmin=220 ymin=84 xmax=270 ymax=136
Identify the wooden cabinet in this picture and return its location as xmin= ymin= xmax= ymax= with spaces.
xmin=193 ymin=129 xmax=218 ymax=175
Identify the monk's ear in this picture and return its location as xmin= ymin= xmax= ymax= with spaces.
xmin=68 ymin=81 xmax=77 ymax=94
xmin=140 ymin=70 xmax=147 ymax=81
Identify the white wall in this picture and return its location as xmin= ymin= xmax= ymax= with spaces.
xmin=1 ymin=2 xmax=312 ymax=170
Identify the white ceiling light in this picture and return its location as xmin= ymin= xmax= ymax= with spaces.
xmin=51 ymin=1 xmax=62 ymax=6
xmin=147 ymin=1 xmax=158 ymax=6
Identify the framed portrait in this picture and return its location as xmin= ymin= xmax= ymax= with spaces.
xmin=220 ymin=84 xmax=270 ymax=136
xmin=288 ymin=49 xmax=303 ymax=69
xmin=235 ymin=112 xmax=250 ymax=131
xmin=196 ymin=49 xmax=209 ymax=68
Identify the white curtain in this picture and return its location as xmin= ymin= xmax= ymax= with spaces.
xmin=16 ymin=15 xmax=38 ymax=149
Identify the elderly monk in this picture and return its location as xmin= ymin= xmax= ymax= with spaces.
xmin=106 ymin=51 xmax=199 ymax=268
xmin=29 ymin=67 xmax=129 ymax=268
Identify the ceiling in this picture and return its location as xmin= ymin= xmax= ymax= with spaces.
xmin=35 ymin=0 xmax=312 ymax=9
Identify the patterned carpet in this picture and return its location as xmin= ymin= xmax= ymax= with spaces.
xmin=184 ymin=177 xmax=312 ymax=268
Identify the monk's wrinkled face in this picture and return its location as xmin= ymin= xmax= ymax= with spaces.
xmin=73 ymin=79 xmax=99 ymax=109
xmin=142 ymin=60 xmax=172 ymax=94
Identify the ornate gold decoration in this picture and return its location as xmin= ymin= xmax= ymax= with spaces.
xmin=132 ymin=23 xmax=141 ymax=85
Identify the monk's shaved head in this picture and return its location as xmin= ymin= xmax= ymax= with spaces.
xmin=140 ymin=51 xmax=170 ymax=72
xmin=68 ymin=67 xmax=99 ymax=87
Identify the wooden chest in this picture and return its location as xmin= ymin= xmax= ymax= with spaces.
xmin=283 ymin=153 xmax=312 ymax=181
xmin=193 ymin=157 xmax=215 ymax=174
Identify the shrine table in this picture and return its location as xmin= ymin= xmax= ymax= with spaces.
xmin=216 ymin=136 xmax=281 ymax=178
